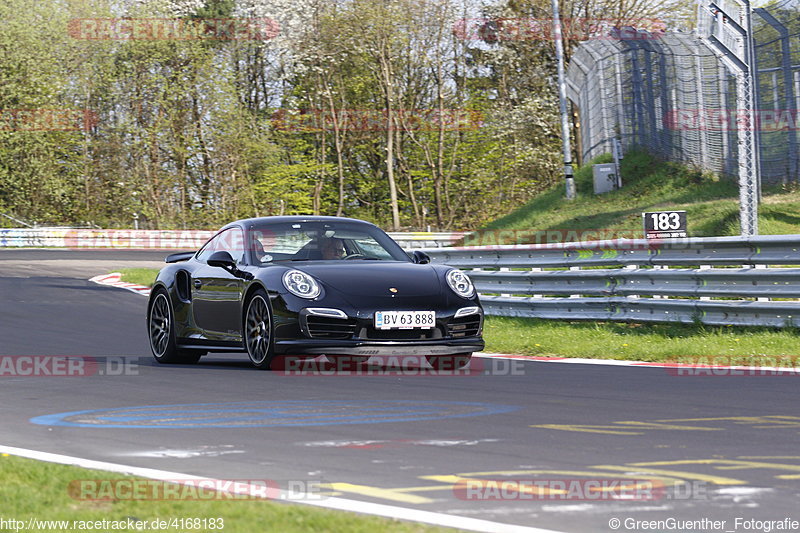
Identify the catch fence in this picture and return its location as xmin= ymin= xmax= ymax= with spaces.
xmin=567 ymin=1 xmax=800 ymax=186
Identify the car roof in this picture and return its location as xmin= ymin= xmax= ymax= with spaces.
xmin=221 ymin=216 xmax=379 ymax=231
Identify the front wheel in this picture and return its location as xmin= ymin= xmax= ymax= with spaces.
xmin=426 ymin=353 xmax=472 ymax=370
xmin=148 ymin=289 xmax=202 ymax=364
xmin=244 ymin=289 xmax=275 ymax=370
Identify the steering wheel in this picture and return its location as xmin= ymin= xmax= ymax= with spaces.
xmin=343 ymin=253 xmax=366 ymax=260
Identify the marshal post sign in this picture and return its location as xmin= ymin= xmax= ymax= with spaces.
xmin=643 ymin=210 xmax=687 ymax=239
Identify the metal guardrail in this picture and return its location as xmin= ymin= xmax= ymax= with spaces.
xmin=388 ymin=232 xmax=466 ymax=249
xmin=7 ymin=226 xmax=800 ymax=327
xmin=0 ymin=228 xmax=216 ymax=249
xmin=424 ymin=235 xmax=800 ymax=327
xmin=0 ymin=228 xmax=465 ymax=250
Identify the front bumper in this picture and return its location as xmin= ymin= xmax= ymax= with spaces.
xmin=274 ymin=337 xmax=484 ymax=356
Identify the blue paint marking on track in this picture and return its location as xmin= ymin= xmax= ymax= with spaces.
xmin=30 ymin=400 xmax=519 ymax=428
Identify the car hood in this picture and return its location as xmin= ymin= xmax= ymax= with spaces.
xmin=294 ymin=262 xmax=442 ymax=298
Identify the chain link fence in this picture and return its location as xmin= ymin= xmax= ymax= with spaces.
xmin=752 ymin=1 xmax=800 ymax=184
xmin=567 ymin=2 xmax=800 ymax=186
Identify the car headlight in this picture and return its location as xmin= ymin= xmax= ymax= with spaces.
xmin=282 ymin=270 xmax=321 ymax=299
xmin=446 ymin=269 xmax=475 ymax=298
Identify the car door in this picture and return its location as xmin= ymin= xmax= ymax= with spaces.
xmin=192 ymin=226 xmax=246 ymax=340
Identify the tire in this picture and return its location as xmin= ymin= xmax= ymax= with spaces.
xmin=148 ymin=289 xmax=202 ymax=364
xmin=426 ymin=353 xmax=472 ymax=370
xmin=244 ymin=289 xmax=275 ymax=370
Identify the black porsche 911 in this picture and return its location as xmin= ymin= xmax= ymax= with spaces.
xmin=146 ymin=216 xmax=484 ymax=370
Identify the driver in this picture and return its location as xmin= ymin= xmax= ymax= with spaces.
xmin=251 ymin=237 xmax=269 ymax=262
xmin=319 ymin=237 xmax=345 ymax=259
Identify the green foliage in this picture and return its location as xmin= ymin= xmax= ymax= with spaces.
xmin=0 ymin=0 xmax=563 ymax=230
xmin=0 ymin=0 xmax=738 ymax=231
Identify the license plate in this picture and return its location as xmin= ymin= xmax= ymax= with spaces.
xmin=374 ymin=311 xmax=435 ymax=329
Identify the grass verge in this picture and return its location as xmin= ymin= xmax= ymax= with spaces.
xmin=481 ymin=149 xmax=800 ymax=240
xmin=0 ymin=454 xmax=455 ymax=533
xmin=116 ymin=268 xmax=159 ymax=287
xmin=483 ymin=317 xmax=800 ymax=365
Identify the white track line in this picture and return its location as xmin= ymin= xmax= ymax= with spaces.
xmin=89 ymin=272 xmax=151 ymax=296
xmin=476 ymin=353 xmax=800 ymax=372
xmin=0 ymin=444 xmax=563 ymax=533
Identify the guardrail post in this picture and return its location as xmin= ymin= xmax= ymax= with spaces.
xmin=626 ymin=264 xmax=639 ymax=299
xmin=652 ymin=265 xmax=665 ymax=299
xmin=531 ymin=267 xmax=543 ymax=298
xmin=500 ymin=267 xmax=511 ymax=297
xmin=569 ymin=266 xmax=581 ymax=298
xmin=754 ymin=263 xmax=770 ymax=301
xmin=699 ymin=264 xmax=711 ymax=301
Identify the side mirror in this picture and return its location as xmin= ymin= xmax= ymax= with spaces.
xmin=411 ymin=250 xmax=431 ymax=264
xmin=207 ymin=250 xmax=236 ymax=269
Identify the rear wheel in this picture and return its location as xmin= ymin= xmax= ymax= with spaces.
xmin=148 ymin=289 xmax=202 ymax=364
xmin=426 ymin=353 xmax=472 ymax=370
xmin=244 ymin=289 xmax=275 ymax=370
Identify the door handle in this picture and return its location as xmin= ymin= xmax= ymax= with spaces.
xmin=193 ymin=279 xmax=202 ymax=289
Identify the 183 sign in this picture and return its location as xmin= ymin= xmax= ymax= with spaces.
xmin=643 ymin=210 xmax=687 ymax=239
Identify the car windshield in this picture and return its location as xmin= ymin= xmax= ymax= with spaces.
xmin=248 ymin=221 xmax=410 ymax=264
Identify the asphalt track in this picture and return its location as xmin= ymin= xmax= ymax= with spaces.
xmin=2 ymin=250 xmax=800 ymax=532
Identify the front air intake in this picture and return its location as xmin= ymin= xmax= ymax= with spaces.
xmin=305 ymin=316 xmax=357 ymax=339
